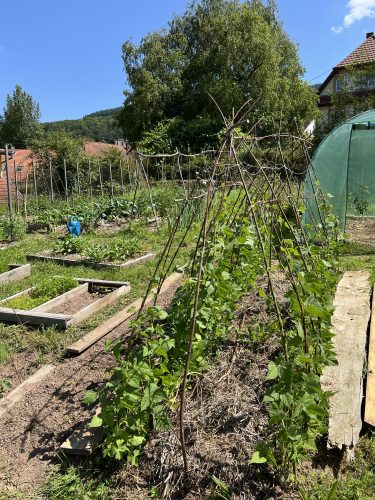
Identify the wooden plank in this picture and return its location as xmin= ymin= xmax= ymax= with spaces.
xmin=0 ymin=286 xmax=35 ymax=305
xmin=60 ymin=406 xmax=104 ymax=456
xmin=26 ymin=254 xmax=81 ymax=267
xmin=31 ymin=283 xmax=89 ymax=313
xmin=0 ymin=264 xmax=31 ymax=285
xmin=0 ymin=307 xmax=71 ymax=329
xmin=26 ymin=253 xmax=155 ymax=270
xmin=321 ymin=271 xmax=371 ymax=449
xmin=365 ymin=285 xmax=375 ymax=426
xmin=0 ymin=365 xmax=55 ymax=420
xmin=67 ymin=272 xmax=182 ymax=355
xmin=69 ymin=284 xmax=131 ymax=326
xmin=75 ymin=278 xmax=130 ymax=289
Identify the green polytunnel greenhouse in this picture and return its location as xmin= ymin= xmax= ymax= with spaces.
xmin=304 ymin=109 xmax=375 ymax=232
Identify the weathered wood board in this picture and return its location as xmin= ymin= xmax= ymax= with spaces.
xmin=0 ymin=264 xmax=31 ymax=285
xmin=0 ymin=286 xmax=35 ymax=305
xmin=75 ymin=278 xmax=130 ymax=289
xmin=0 ymin=365 xmax=55 ymax=420
xmin=321 ymin=271 xmax=371 ymax=449
xmin=60 ymin=406 xmax=104 ymax=456
xmin=26 ymin=252 xmax=155 ymax=269
xmin=0 ymin=308 xmax=71 ymax=329
xmin=365 ymin=286 xmax=375 ymax=426
xmin=68 ymin=284 xmax=131 ymax=326
xmin=31 ymin=283 xmax=89 ymax=313
xmin=67 ymin=272 xmax=182 ymax=355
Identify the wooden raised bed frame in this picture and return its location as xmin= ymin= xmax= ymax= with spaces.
xmin=0 ymin=264 xmax=31 ymax=285
xmin=26 ymin=252 xmax=155 ymax=270
xmin=0 ymin=278 xmax=131 ymax=330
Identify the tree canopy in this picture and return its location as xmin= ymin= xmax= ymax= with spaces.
xmin=0 ymin=85 xmax=41 ymax=147
xmin=42 ymin=109 xmax=123 ymax=144
xmin=119 ymin=0 xmax=317 ymax=152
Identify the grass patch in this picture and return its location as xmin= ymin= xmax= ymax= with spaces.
xmin=299 ymin=434 xmax=375 ymax=499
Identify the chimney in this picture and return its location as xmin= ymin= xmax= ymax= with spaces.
xmin=366 ymin=32 xmax=374 ymax=38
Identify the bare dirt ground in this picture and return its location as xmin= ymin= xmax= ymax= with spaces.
xmin=0 ymin=280 xmax=182 ymax=496
xmin=47 ymin=290 xmax=103 ymax=315
xmin=345 ymin=216 xmax=375 ymax=246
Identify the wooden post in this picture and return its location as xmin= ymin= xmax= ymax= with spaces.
xmin=13 ymin=160 xmax=19 ymax=214
xmin=119 ymin=159 xmax=125 ymax=195
xmin=88 ymin=160 xmax=92 ymax=198
xmin=126 ymin=156 xmax=131 ymax=187
xmin=109 ymin=161 xmax=114 ymax=198
xmin=76 ymin=161 xmax=81 ymax=197
xmin=49 ymin=159 xmax=54 ymax=202
xmin=98 ymin=161 xmax=104 ymax=196
xmin=4 ymin=145 xmax=13 ymax=239
xmin=32 ymin=157 xmax=38 ymax=208
xmin=63 ymin=158 xmax=69 ymax=202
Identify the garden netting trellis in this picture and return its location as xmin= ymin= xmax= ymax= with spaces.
xmin=304 ymin=109 xmax=375 ymax=232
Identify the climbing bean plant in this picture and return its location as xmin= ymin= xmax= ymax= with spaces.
xmin=85 ymin=124 xmax=341 ymax=484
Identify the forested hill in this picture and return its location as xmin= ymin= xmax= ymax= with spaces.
xmin=42 ymin=107 xmax=123 ymax=143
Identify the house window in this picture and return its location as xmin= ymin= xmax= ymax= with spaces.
xmin=336 ymin=79 xmax=342 ymax=91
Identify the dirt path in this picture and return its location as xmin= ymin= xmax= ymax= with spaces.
xmin=0 ymin=281 xmax=181 ymax=495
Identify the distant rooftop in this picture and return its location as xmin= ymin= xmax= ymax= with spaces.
xmin=336 ymin=32 xmax=375 ymax=68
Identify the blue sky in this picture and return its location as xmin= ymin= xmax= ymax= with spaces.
xmin=1 ymin=0 xmax=375 ymax=122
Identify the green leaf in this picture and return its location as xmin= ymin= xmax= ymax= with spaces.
xmin=89 ymin=414 xmax=103 ymax=428
xmin=83 ymin=390 xmax=97 ymax=405
xmin=129 ymin=435 xmax=145 ymax=446
xmin=266 ymin=361 xmax=278 ymax=380
xmin=250 ymin=451 xmax=267 ymax=464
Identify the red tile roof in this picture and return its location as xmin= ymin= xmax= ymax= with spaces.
xmin=335 ymin=35 xmax=375 ymax=68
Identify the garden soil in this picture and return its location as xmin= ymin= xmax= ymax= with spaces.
xmin=0 ymin=280 xmax=182 ymax=495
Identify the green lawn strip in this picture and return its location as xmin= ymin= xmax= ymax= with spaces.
xmin=339 ymin=254 xmax=375 ymax=285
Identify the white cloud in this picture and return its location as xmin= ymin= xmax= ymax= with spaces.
xmin=332 ymin=0 xmax=375 ymax=34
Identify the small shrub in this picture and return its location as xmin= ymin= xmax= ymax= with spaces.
xmin=0 ymin=216 xmax=26 ymax=241
xmin=55 ymin=235 xmax=86 ymax=255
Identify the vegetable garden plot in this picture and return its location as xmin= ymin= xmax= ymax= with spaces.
xmin=0 ymin=279 xmax=130 ymax=329
xmin=26 ymin=251 xmax=155 ymax=269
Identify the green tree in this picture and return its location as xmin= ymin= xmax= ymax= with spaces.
xmin=119 ymin=0 xmax=317 ymax=152
xmin=30 ymin=130 xmax=87 ymax=193
xmin=1 ymin=85 xmax=41 ymax=147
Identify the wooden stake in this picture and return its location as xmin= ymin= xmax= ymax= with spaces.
xmin=98 ymin=161 xmax=103 ymax=196
xmin=13 ymin=160 xmax=19 ymax=214
xmin=119 ymin=159 xmax=125 ymax=195
xmin=63 ymin=158 xmax=69 ymax=202
xmin=88 ymin=160 xmax=92 ymax=198
xmin=76 ymin=161 xmax=81 ymax=196
xmin=49 ymin=159 xmax=54 ymax=202
xmin=109 ymin=161 xmax=114 ymax=198
xmin=32 ymin=157 xmax=38 ymax=207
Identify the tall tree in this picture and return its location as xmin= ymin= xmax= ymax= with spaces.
xmin=119 ymin=0 xmax=317 ymax=151
xmin=1 ymin=85 xmax=41 ymax=147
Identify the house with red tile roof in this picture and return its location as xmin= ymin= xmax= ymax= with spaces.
xmin=318 ymin=32 xmax=375 ymax=120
